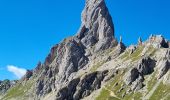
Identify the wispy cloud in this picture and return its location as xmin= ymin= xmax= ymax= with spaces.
xmin=7 ymin=65 xmax=27 ymax=79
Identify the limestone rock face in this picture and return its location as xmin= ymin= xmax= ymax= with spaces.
xmin=34 ymin=38 xmax=89 ymax=98
xmin=56 ymin=70 xmax=108 ymax=100
xmin=0 ymin=80 xmax=18 ymax=94
xmin=124 ymin=68 xmax=139 ymax=85
xmin=22 ymin=70 xmax=33 ymax=80
xmin=77 ymin=0 xmax=117 ymax=50
xmin=56 ymin=39 xmax=88 ymax=82
xmin=73 ymin=70 xmax=108 ymax=100
xmin=136 ymin=57 xmax=155 ymax=75
xmin=155 ymin=49 xmax=170 ymax=60
xmin=157 ymin=59 xmax=170 ymax=79
xmin=27 ymin=0 xmax=117 ymax=98
xmin=124 ymin=57 xmax=155 ymax=90
xmin=148 ymin=35 xmax=169 ymax=48
xmin=116 ymin=42 xmax=126 ymax=54
xmin=2 ymin=0 xmax=170 ymax=100
xmin=56 ymin=78 xmax=80 ymax=100
xmin=131 ymin=75 xmax=144 ymax=91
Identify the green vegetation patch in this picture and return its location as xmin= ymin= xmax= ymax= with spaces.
xmin=120 ymin=51 xmax=129 ymax=60
xmin=130 ymin=46 xmax=144 ymax=61
xmin=123 ymin=91 xmax=143 ymax=100
xmin=96 ymin=88 xmax=111 ymax=100
xmin=149 ymin=82 xmax=170 ymax=100
xmin=96 ymin=68 xmax=144 ymax=100
xmin=146 ymin=72 xmax=157 ymax=92
xmin=2 ymin=80 xmax=34 ymax=100
xmin=96 ymin=70 xmax=125 ymax=100
xmin=120 ymin=46 xmax=144 ymax=62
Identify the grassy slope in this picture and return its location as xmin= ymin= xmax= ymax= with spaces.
xmin=1 ymin=80 xmax=34 ymax=100
xmin=96 ymin=46 xmax=170 ymax=100
xmin=95 ymin=69 xmax=143 ymax=100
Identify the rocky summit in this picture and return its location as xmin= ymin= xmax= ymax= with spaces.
xmin=0 ymin=0 xmax=170 ymax=100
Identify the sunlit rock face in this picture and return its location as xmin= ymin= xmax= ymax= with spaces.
xmin=77 ymin=0 xmax=117 ymax=50
xmin=1 ymin=0 xmax=170 ymax=100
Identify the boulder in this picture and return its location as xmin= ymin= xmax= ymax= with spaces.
xmin=124 ymin=68 xmax=139 ymax=85
xmin=137 ymin=57 xmax=156 ymax=75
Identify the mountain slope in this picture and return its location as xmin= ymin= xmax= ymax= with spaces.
xmin=1 ymin=0 xmax=170 ymax=100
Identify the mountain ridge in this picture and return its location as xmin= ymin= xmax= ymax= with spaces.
xmin=0 ymin=0 xmax=170 ymax=100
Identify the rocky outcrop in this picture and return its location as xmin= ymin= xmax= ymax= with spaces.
xmin=148 ymin=35 xmax=169 ymax=48
xmin=155 ymin=49 xmax=170 ymax=60
xmin=131 ymin=75 xmax=144 ymax=91
xmin=116 ymin=37 xmax=126 ymax=54
xmin=138 ymin=37 xmax=142 ymax=45
xmin=136 ymin=57 xmax=156 ymax=75
xmin=33 ymin=38 xmax=89 ymax=98
xmin=33 ymin=62 xmax=43 ymax=75
xmin=0 ymin=80 xmax=18 ymax=94
xmin=56 ymin=39 xmax=89 ymax=82
xmin=77 ymin=0 xmax=117 ymax=51
xmin=124 ymin=57 xmax=155 ymax=90
xmin=45 ymin=45 xmax=59 ymax=66
xmin=0 ymin=80 xmax=11 ymax=94
xmin=56 ymin=78 xmax=80 ymax=100
xmin=124 ymin=68 xmax=139 ymax=85
xmin=73 ymin=70 xmax=108 ymax=99
xmin=56 ymin=70 xmax=108 ymax=100
xmin=157 ymin=59 xmax=170 ymax=79
xmin=22 ymin=70 xmax=33 ymax=81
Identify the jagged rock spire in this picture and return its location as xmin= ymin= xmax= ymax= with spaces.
xmin=116 ymin=35 xmax=126 ymax=54
xmin=120 ymin=35 xmax=122 ymax=43
xmin=81 ymin=0 xmax=114 ymax=38
xmin=77 ymin=0 xmax=117 ymax=50
xmin=138 ymin=37 xmax=142 ymax=45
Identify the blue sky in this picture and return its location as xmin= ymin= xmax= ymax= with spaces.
xmin=0 ymin=0 xmax=170 ymax=80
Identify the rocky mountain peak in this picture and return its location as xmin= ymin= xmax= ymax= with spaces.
xmin=77 ymin=0 xmax=117 ymax=50
xmin=1 ymin=0 xmax=170 ymax=100
xmin=82 ymin=0 xmax=108 ymax=29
